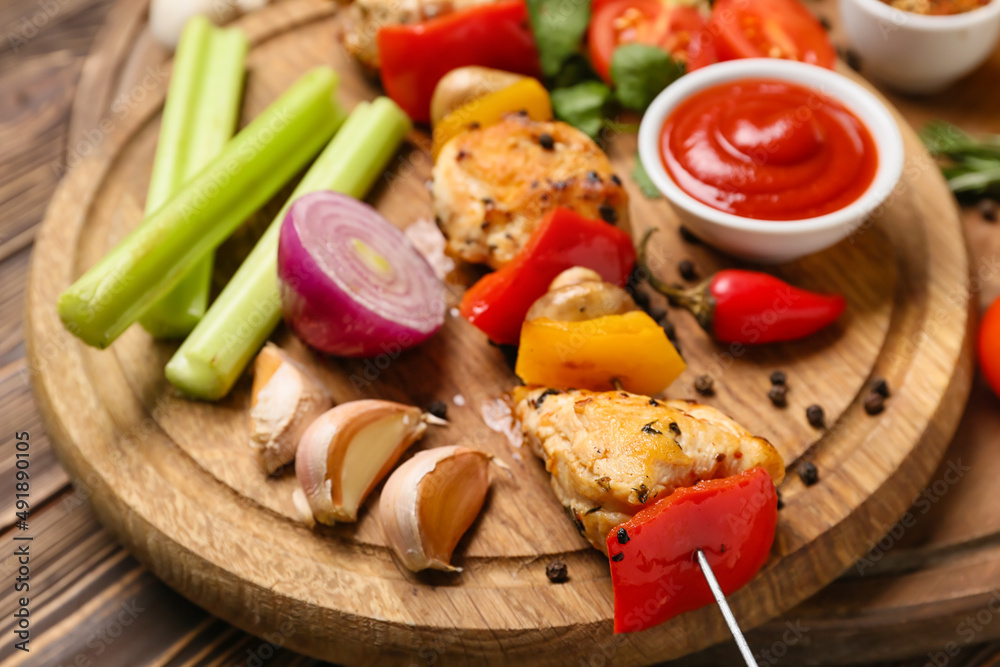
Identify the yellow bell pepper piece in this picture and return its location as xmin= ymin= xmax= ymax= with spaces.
xmin=432 ymin=78 xmax=552 ymax=159
xmin=516 ymin=311 xmax=686 ymax=396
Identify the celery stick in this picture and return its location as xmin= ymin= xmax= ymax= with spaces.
xmin=140 ymin=18 xmax=248 ymax=339
xmin=166 ymin=97 xmax=411 ymax=400
xmin=58 ymin=67 xmax=344 ymax=349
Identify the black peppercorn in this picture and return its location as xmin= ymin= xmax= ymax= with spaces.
xmin=546 ymin=561 xmax=569 ymax=583
xmin=864 ymin=392 xmax=885 ymax=416
xmin=695 ymin=375 xmax=715 ymax=396
xmin=641 ymin=421 xmax=662 ymax=436
xmin=806 ymin=404 xmax=825 ymax=428
xmin=845 ymin=48 xmax=862 ymax=72
xmin=678 ymin=259 xmax=698 ymax=282
xmin=425 ymin=400 xmax=448 ymax=420
xmin=679 ymin=226 xmax=702 ymax=244
xmin=768 ymin=385 xmax=788 ymax=408
xmin=659 ymin=318 xmax=676 ymax=340
xmin=610 ymin=174 xmax=622 ymax=186
xmin=979 ymin=198 xmax=998 ymax=222
xmin=668 ymin=421 xmax=681 ymax=435
xmin=617 ymin=527 xmax=630 ymax=544
xmin=649 ymin=398 xmax=660 ymax=407
xmin=598 ymin=204 xmax=618 ymax=224
xmin=871 ymin=377 xmax=890 ymax=398
xmin=647 ymin=308 xmax=667 ymax=323
xmin=538 ymin=133 xmax=555 ymax=150
xmin=631 ymin=288 xmax=650 ymax=310
xmin=770 ymin=371 xmax=787 ymax=386
xmin=798 ymin=461 xmax=819 ymax=486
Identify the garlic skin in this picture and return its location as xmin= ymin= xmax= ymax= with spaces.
xmin=249 ymin=343 xmax=332 ymax=475
xmin=295 ymin=401 xmax=427 ymax=525
xmin=380 ymin=446 xmax=493 ymax=573
xmin=150 ymin=0 xmax=270 ymax=48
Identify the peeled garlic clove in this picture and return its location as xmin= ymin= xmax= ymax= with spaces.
xmin=250 ymin=343 xmax=332 ymax=475
xmin=295 ymin=400 xmax=427 ymax=525
xmin=380 ymin=446 xmax=493 ymax=573
xmin=149 ymin=0 xmax=271 ymax=48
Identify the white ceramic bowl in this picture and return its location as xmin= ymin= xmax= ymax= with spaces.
xmin=637 ymin=59 xmax=904 ymax=264
xmin=840 ymin=0 xmax=1000 ymax=94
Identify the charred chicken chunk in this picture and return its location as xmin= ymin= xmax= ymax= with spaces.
xmin=432 ymin=116 xmax=630 ymax=268
xmin=513 ymin=387 xmax=785 ymax=553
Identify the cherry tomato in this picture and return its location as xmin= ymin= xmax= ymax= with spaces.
xmin=980 ymin=297 xmax=1000 ymax=398
xmin=710 ymin=0 xmax=836 ymax=69
xmin=589 ymin=0 xmax=717 ymax=83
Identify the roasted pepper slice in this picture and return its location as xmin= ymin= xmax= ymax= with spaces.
xmin=607 ymin=467 xmax=778 ymax=633
xmin=459 ymin=208 xmax=635 ymax=345
xmin=378 ymin=0 xmax=542 ymax=122
xmin=516 ymin=311 xmax=685 ymax=395
xmin=432 ymin=78 xmax=552 ymax=159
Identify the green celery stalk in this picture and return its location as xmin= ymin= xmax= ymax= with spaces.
xmin=139 ymin=17 xmax=248 ymax=339
xmin=58 ymin=67 xmax=344 ymax=349
xmin=165 ymin=97 xmax=411 ymax=400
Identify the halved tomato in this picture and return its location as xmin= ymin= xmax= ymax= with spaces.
xmin=710 ymin=0 xmax=835 ymax=69
xmin=589 ymin=0 xmax=717 ymax=83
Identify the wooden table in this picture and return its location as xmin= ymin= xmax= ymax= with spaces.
xmin=1 ymin=1 xmax=999 ymax=665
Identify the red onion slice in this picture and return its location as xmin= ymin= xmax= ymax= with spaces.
xmin=278 ymin=191 xmax=445 ymax=357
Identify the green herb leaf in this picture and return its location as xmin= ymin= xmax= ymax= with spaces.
xmin=526 ymin=0 xmax=591 ymax=80
xmin=922 ymin=121 xmax=1000 ymax=199
xmin=631 ymin=151 xmax=662 ymax=199
xmin=549 ymin=53 xmax=600 ymax=89
xmin=610 ymin=44 xmax=684 ymax=112
xmin=550 ymin=80 xmax=612 ymax=140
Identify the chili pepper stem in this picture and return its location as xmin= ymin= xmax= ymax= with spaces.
xmin=695 ymin=549 xmax=759 ymax=666
xmin=637 ymin=229 xmax=715 ymax=331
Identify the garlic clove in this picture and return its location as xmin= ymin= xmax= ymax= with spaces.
xmin=249 ymin=343 xmax=332 ymax=475
xmin=149 ymin=0 xmax=271 ymax=48
xmin=295 ymin=400 xmax=428 ymax=525
xmin=379 ymin=446 xmax=494 ymax=573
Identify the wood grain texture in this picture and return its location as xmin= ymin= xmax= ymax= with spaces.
xmin=21 ymin=0 xmax=975 ymax=665
xmin=3 ymin=0 xmax=1000 ymax=664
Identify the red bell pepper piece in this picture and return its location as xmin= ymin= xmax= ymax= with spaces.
xmin=607 ymin=467 xmax=778 ymax=634
xmin=377 ymin=0 xmax=542 ymax=122
xmin=459 ymin=208 xmax=636 ymax=345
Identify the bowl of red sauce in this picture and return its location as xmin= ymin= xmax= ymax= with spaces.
xmin=638 ymin=59 xmax=904 ymax=263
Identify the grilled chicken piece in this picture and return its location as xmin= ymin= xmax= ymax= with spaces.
xmin=338 ymin=0 xmax=496 ymax=73
xmin=432 ymin=116 xmax=630 ymax=268
xmin=513 ymin=387 xmax=785 ymax=553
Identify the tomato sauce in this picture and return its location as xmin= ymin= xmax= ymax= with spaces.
xmin=659 ymin=78 xmax=878 ymax=220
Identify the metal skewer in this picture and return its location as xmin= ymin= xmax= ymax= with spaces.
xmin=695 ymin=549 xmax=758 ymax=667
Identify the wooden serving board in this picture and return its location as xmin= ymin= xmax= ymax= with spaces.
xmin=24 ymin=1 xmax=974 ymax=664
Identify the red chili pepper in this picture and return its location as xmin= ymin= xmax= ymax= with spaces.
xmin=707 ymin=269 xmax=846 ymax=343
xmin=639 ymin=232 xmax=845 ymax=344
xmin=607 ymin=467 xmax=778 ymax=634
xmin=377 ymin=1 xmax=542 ymax=122
xmin=460 ymin=208 xmax=636 ymax=345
